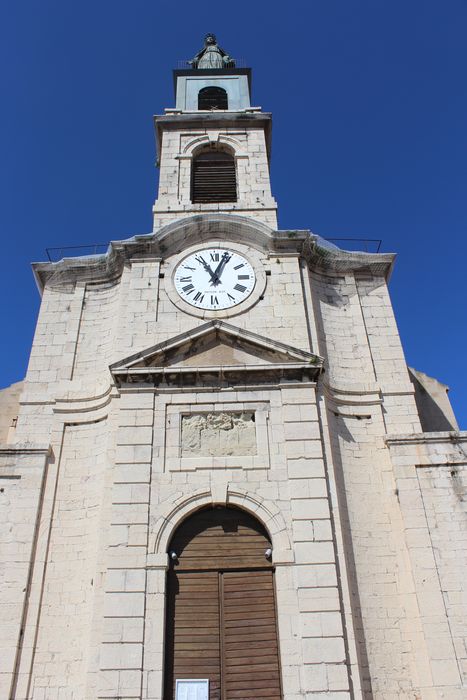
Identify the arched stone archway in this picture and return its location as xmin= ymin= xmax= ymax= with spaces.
xmin=150 ymin=485 xmax=293 ymax=564
xmin=163 ymin=506 xmax=282 ymax=700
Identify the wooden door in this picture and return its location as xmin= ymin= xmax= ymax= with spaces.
xmin=164 ymin=507 xmax=282 ymax=700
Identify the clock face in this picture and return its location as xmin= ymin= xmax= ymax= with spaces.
xmin=174 ymin=247 xmax=256 ymax=310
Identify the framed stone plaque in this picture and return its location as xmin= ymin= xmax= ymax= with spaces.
xmin=175 ymin=679 xmax=209 ymax=700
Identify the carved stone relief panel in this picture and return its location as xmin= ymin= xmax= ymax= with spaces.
xmin=181 ymin=412 xmax=257 ymax=457
xmin=162 ymin=400 xmax=270 ymax=471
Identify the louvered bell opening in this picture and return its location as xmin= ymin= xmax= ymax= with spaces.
xmin=198 ymin=86 xmax=228 ymax=110
xmin=191 ymin=151 xmax=237 ymax=203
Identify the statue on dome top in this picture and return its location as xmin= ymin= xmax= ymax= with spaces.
xmin=189 ymin=34 xmax=235 ymax=69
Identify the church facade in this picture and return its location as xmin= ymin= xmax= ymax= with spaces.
xmin=1 ymin=36 xmax=466 ymax=700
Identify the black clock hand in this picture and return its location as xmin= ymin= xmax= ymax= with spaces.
xmin=195 ymin=255 xmax=217 ymax=283
xmin=211 ymin=252 xmax=232 ymax=286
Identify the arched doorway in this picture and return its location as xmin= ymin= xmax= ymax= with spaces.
xmin=164 ymin=506 xmax=282 ymax=700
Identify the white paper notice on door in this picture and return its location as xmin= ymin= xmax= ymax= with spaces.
xmin=175 ymin=679 xmax=209 ymax=700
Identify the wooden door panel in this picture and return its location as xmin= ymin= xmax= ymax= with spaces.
xmin=221 ymin=570 xmax=281 ymax=700
xmin=171 ymin=508 xmax=272 ymax=571
xmin=165 ymin=570 xmax=221 ymax=700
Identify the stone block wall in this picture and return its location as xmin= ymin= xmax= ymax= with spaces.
xmin=3 ymin=221 xmax=466 ymax=699
xmin=388 ymin=433 xmax=467 ymax=698
xmin=2 ymin=381 xmax=357 ymax=699
xmin=355 ymin=274 xmax=421 ymax=434
xmin=325 ymin=407 xmax=429 ymax=697
xmin=19 ymin=251 xmax=312 ymax=396
xmin=98 ymin=391 xmax=154 ymax=700
xmin=0 ymin=445 xmax=49 ymax=699
xmin=72 ymin=280 xmax=121 ymax=379
xmin=95 ymin=383 xmax=354 ymax=700
xmin=14 ymin=283 xmax=86 ymax=444
xmin=24 ymin=419 xmax=109 ymax=699
xmin=307 ymin=266 xmax=445 ymax=697
xmin=0 ymin=380 xmax=23 ymax=443
xmin=153 ymin=126 xmax=278 ymax=228
xmin=409 ymin=367 xmax=459 ymax=432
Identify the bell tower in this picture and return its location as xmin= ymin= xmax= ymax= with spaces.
xmin=153 ymin=33 xmax=277 ymax=229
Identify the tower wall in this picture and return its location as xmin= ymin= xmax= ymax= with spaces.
xmin=174 ymin=72 xmax=251 ymax=111
xmin=153 ymin=121 xmax=277 ymax=229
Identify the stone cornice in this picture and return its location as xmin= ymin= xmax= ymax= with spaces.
xmin=154 ymin=111 xmax=273 ymax=160
xmin=117 ymin=381 xmax=317 ymax=395
xmin=386 ymin=431 xmax=467 ymax=468
xmin=302 ymin=236 xmax=395 ymax=279
xmin=386 ymin=430 xmax=467 ymax=446
xmin=321 ymin=378 xmax=382 ymax=407
xmin=33 ymin=214 xmax=395 ymax=291
xmin=0 ymin=442 xmax=52 ymax=457
xmin=52 ymin=382 xmax=115 ymax=415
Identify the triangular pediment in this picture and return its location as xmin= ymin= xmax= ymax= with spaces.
xmin=110 ymin=321 xmax=323 ymax=387
xmin=169 ymin=340 xmax=271 ymax=368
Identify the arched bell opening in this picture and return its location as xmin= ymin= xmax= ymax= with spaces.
xmin=164 ymin=506 xmax=282 ymax=700
xmin=198 ymin=86 xmax=228 ymax=110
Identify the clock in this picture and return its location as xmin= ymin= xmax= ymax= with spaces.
xmin=174 ymin=247 xmax=256 ymax=310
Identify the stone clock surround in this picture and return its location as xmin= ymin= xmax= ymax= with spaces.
xmin=165 ymin=240 xmax=266 ymax=318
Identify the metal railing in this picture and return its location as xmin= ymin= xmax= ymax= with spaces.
xmin=46 ymin=243 xmax=108 ymax=262
xmin=324 ymin=238 xmax=382 ymax=253
xmin=45 ymin=237 xmax=382 ymax=262
xmin=176 ymin=58 xmax=247 ymax=69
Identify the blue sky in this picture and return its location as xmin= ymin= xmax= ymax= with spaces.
xmin=1 ymin=1 xmax=466 ymax=426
